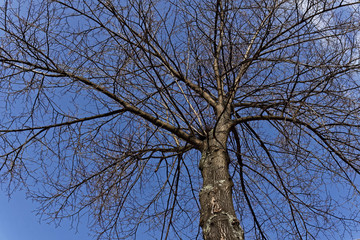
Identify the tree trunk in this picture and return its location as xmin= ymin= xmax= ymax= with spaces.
xmin=199 ymin=115 xmax=244 ymax=240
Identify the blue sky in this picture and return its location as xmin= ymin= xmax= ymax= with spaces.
xmin=1 ymin=189 xmax=359 ymax=240
xmin=0 ymin=1 xmax=89 ymax=239
xmin=0 ymin=191 xmax=90 ymax=240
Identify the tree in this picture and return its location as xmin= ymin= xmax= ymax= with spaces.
xmin=1 ymin=0 xmax=360 ymax=239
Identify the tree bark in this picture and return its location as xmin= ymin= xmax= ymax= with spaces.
xmin=199 ymin=113 xmax=244 ymax=240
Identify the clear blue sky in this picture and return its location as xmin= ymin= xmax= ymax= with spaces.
xmin=0 ymin=191 xmax=91 ymax=240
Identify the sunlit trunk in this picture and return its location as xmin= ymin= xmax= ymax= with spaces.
xmin=199 ymin=114 xmax=244 ymax=240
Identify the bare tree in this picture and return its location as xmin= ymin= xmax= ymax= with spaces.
xmin=1 ymin=0 xmax=360 ymax=239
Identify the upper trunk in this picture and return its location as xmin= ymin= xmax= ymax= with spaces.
xmin=199 ymin=108 xmax=244 ymax=240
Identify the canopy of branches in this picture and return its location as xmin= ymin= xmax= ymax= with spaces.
xmin=1 ymin=0 xmax=360 ymax=239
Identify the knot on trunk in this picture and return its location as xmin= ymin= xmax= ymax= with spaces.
xmin=211 ymin=196 xmax=222 ymax=213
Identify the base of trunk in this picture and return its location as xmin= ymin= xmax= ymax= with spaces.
xmin=199 ymin=131 xmax=244 ymax=240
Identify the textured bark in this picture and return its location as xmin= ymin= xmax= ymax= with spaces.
xmin=199 ymin=112 xmax=244 ymax=240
